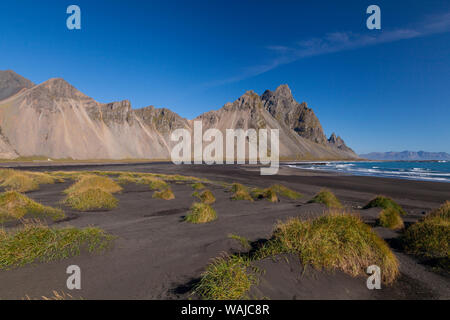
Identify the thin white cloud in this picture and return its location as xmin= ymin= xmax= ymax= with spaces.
xmin=205 ymin=12 xmax=450 ymax=88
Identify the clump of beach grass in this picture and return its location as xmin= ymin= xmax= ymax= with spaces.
xmin=403 ymin=201 xmax=449 ymax=262
xmin=257 ymin=212 xmax=399 ymax=284
xmin=0 ymin=191 xmax=65 ymax=223
xmin=364 ymin=196 xmax=406 ymax=216
xmin=0 ymin=221 xmax=114 ymax=270
xmin=185 ymin=202 xmax=217 ymax=224
xmin=192 ymin=182 xmax=206 ymax=190
xmin=269 ymin=184 xmax=302 ymax=200
xmin=251 ymin=188 xmax=278 ymax=203
xmin=230 ymin=183 xmax=253 ymax=201
xmin=308 ymin=189 xmax=343 ymax=208
xmin=379 ymin=207 xmax=404 ymax=230
xmin=193 ymin=189 xmax=216 ymax=204
xmin=64 ymin=175 xmax=122 ymax=195
xmin=228 ymin=234 xmax=251 ymax=251
xmin=0 ymin=169 xmax=56 ymax=192
xmin=152 ymin=188 xmax=175 ymax=200
xmin=137 ymin=176 xmax=168 ymax=191
xmin=194 ymin=254 xmax=256 ymax=300
xmin=64 ymin=188 xmax=118 ymax=211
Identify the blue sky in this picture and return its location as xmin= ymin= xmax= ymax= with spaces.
xmin=0 ymin=0 xmax=449 ymax=154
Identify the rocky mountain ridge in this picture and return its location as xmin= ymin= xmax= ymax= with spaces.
xmin=0 ymin=70 xmax=357 ymax=160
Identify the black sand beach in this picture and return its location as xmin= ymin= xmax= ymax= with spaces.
xmin=0 ymin=163 xmax=449 ymax=300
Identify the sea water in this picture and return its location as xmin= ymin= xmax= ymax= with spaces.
xmin=287 ymin=160 xmax=450 ymax=183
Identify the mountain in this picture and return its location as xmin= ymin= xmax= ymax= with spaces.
xmin=360 ymin=151 xmax=450 ymax=161
xmin=0 ymin=70 xmax=34 ymax=101
xmin=0 ymin=71 xmax=357 ymax=160
xmin=197 ymin=87 xmax=357 ymax=160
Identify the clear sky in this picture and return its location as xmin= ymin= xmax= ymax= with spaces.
xmin=0 ymin=0 xmax=449 ymax=154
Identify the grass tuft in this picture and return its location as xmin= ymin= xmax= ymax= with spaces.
xmin=379 ymin=207 xmax=404 ymax=230
xmin=403 ymin=201 xmax=449 ymax=261
xmin=0 ymin=221 xmax=114 ymax=270
xmin=0 ymin=191 xmax=64 ymax=222
xmin=64 ymin=188 xmax=118 ymax=211
xmin=308 ymin=189 xmax=343 ymax=208
xmin=0 ymin=169 xmax=56 ymax=192
xmin=192 ymin=183 xmax=206 ymax=190
xmin=269 ymin=184 xmax=302 ymax=199
xmin=230 ymin=183 xmax=253 ymax=201
xmin=152 ymin=188 xmax=175 ymax=200
xmin=65 ymin=175 xmax=122 ymax=195
xmin=364 ymin=196 xmax=406 ymax=216
xmin=137 ymin=176 xmax=168 ymax=191
xmin=194 ymin=255 xmax=255 ymax=300
xmin=257 ymin=212 xmax=399 ymax=284
xmin=185 ymin=202 xmax=217 ymax=224
xmin=251 ymin=188 xmax=278 ymax=203
xmin=193 ymin=190 xmax=216 ymax=204
xmin=228 ymin=234 xmax=251 ymax=250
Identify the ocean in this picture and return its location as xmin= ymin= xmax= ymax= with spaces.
xmin=287 ymin=160 xmax=450 ymax=183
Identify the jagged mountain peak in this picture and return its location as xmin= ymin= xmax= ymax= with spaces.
xmin=274 ymin=84 xmax=293 ymax=98
xmin=262 ymin=85 xmax=327 ymax=144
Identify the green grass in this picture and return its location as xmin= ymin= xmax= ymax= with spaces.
xmin=194 ymin=255 xmax=256 ymax=300
xmin=0 ymin=191 xmax=65 ymax=223
xmin=0 ymin=222 xmax=114 ymax=270
xmin=64 ymin=175 xmax=122 ymax=195
xmin=228 ymin=234 xmax=251 ymax=250
xmin=251 ymin=187 xmax=278 ymax=203
xmin=230 ymin=183 xmax=253 ymax=201
xmin=185 ymin=202 xmax=217 ymax=224
xmin=379 ymin=207 xmax=404 ymax=230
xmin=193 ymin=190 xmax=216 ymax=204
xmin=308 ymin=189 xmax=343 ymax=208
xmin=0 ymin=169 xmax=56 ymax=192
xmin=269 ymin=184 xmax=302 ymax=200
xmin=403 ymin=201 xmax=449 ymax=261
xmin=136 ymin=176 xmax=168 ymax=191
xmin=257 ymin=212 xmax=399 ymax=284
xmin=192 ymin=183 xmax=206 ymax=190
xmin=63 ymin=188 xmax=118 ymax=211
xmin=364 ymin=196 xmax=406 ymax=216
xmin=152 ymin=188 xmax=175 ymax=200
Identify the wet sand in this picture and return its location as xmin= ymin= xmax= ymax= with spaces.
xmin=0 ymin=163 xmax=449 ymax=300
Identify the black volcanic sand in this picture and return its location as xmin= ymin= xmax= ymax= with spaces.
xmin=0 ymin=163 xmax=449 ymax=300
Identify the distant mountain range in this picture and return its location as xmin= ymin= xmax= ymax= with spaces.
xmin=360 ymin=151 xmax=450 ymax=161
xmin=0 ymin=70 xmax=358 ymax=160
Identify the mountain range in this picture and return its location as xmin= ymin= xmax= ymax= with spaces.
xmin=360 ymin=151 xmax=450 ymax=161
xmin=0 ymin=70 xmax=357 ymax=160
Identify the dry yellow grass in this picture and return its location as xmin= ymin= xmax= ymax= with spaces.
xmin=0 ymin=169 xmax=56 ymax=192
xmin=230 ymin=183 xmax=253 ymax=201
xmin=152 ymin=188 xmax=175 ymax=200
xmin=0 ymin=191 xmax=65 ymax=222
xmin=64 ymin=188 xmax=118 ymax=211
xmin=258 ymin=211 xmax=399 ymax=284
xmin=185 ymin=202 xmax=217 ymax=223
xmin=64 ymin=175 xmax=122 ymax=195
xmin=193 ymin=190 xmax=216 ymax=204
